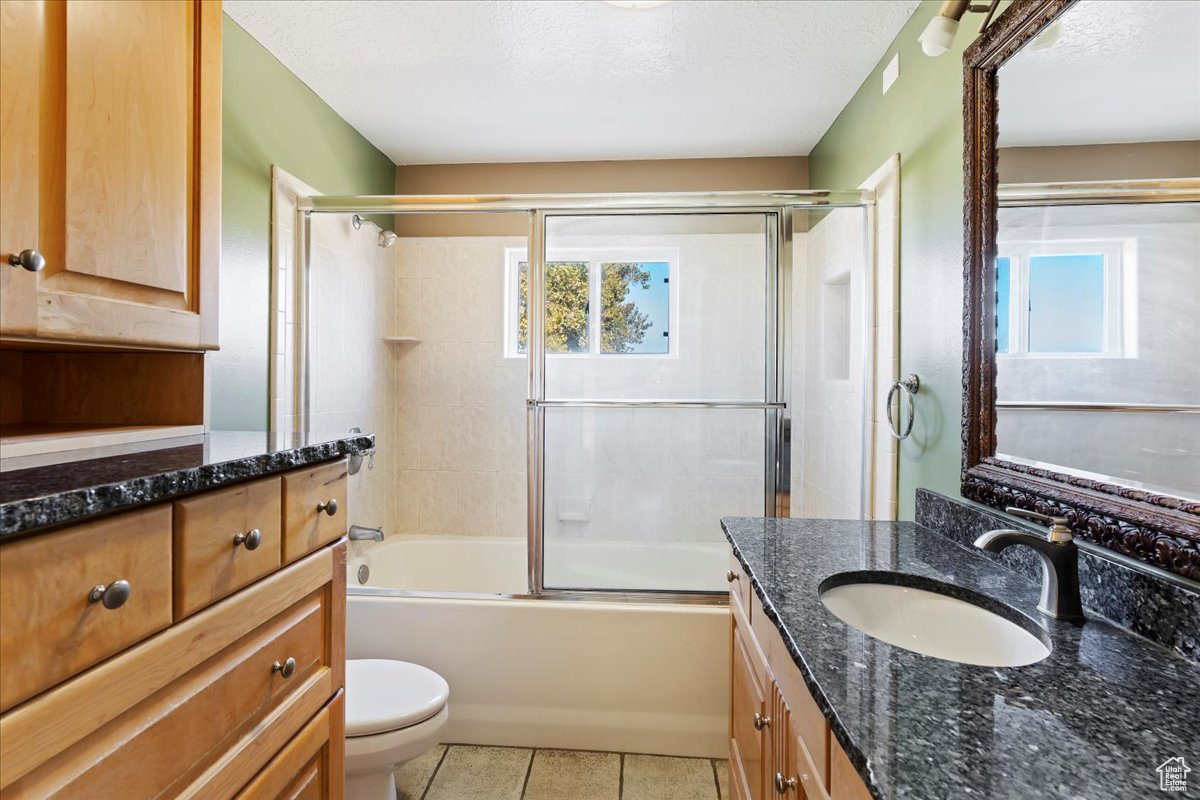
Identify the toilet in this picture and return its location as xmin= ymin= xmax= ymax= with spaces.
xmin=344 ymin=659 xmax=450 ymax=800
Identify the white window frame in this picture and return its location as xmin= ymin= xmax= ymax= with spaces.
xmin=503 ymin=247 xmax=680 ymax=359
xmin=995 ymin=237 xmax=1136 ymax=359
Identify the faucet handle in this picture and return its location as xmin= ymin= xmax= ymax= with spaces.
xmin=1006 ymin=507 xmax=1073 ymax=543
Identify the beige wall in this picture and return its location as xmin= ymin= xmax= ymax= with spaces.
xmin=392 ymin=156 xmax=808 ymax=236
xmin=998 ymin=140 xmax=1200 ymax=184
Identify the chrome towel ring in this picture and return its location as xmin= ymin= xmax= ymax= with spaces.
xmin=886 ymin=374 xmax=921 ymax=440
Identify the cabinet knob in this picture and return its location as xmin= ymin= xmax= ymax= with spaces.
xmin=7 ymin=249 xmax=45 ymax=272
xmin=774 ymin=772 xmax=797 ymax=795
xmin=88 ymin=579 xmax=131 ymax=610
xmin=753 ymin=712 xmax=771 ymax=731
xmin=316 ymin=498 xmax=338 ymax=516
xmin=272 ymin=657 xmax=297 ymax=679
xmin=726 ymin=570 xmax=739 ymax=583
xmin=233 ymin=528 xmax=262 ymax=550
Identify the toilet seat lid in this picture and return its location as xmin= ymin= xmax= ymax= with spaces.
xmin=345 ymin=659 xmax=450 ymax=737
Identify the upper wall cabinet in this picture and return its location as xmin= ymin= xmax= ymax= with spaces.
xmin=0 ymin=0 xmax=220 ymax=350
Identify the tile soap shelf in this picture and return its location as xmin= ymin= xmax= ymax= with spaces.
xmin=383 ymin=336 xmax=421 ymax=344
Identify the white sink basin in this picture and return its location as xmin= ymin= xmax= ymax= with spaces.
xmin=819 ymin=578 xmax=1050 ymax=667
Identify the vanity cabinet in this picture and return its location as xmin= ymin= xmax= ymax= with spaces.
xmin=0 ymin=0 xmax=220 ymax=350
xmin=727 ymin=553 xmax=870 ymax=800
xmin=0 ymin=460 xmax=348 ymax=798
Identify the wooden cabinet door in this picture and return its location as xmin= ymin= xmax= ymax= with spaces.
xmin=235 ymin=692 xmax=345 ymax=800
xmin=0 ymin=1 xmax=41 ymax=334
xmin=730 ymin=612 xmax=766 ymax=800
xmin=0 ymin=0 xmax=220 ymax=350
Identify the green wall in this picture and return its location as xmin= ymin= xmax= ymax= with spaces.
xmin=212 ymin=15 xmax=395 ymax=430
xmin=809 ymin=2 xmax=1006 ymax=518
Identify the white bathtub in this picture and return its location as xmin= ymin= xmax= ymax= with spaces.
xmin=346 ymin=536 xmax=731 ymax=758
xmin=350 ymin=535 xmax=731 ymax=594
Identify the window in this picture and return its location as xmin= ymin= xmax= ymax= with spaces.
xmin=507 ymin=249 xmax=675 ymax=357
xmin=994 ymin=241 xmax=1127 ymax=357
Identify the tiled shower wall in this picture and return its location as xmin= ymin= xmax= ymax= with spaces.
xmin=270 ymin=167 xmax=398 ymax=534
xmin=390 ymin=229 xmax=769 ymax=542
xmin=791 ymin=208 xmax=869 ymax=519
xmin=390 ymin=236 xmax=529 ymax=538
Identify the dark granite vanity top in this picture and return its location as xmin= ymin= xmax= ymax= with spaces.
xmin=721 ymin=517 xmax=1200 ymax=800
xmin=0 ymin=431 xmax=375 ymax=539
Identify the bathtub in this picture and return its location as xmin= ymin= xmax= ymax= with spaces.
xmin=346 ymin=535 xmax=731 ymax=758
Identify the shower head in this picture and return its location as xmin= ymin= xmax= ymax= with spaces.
xmin=352 ymin=214 xmax=398 ymax=248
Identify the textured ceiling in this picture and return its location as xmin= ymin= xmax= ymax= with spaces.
xmin=224 ymin=0 xmax=920 ymax=165
xmin=999 ymin=0 xmax=1200 ymax=147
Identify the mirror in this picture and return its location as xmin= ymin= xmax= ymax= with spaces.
xmin=962 ymin=0 xmax=1200 ymax=580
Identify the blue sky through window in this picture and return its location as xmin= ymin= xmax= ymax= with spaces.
xmin=614 ymin=261 xmax=670 ymax=354
xmin=1028 ymin=254 xmax=1105 ymax=353
xmin=995 ymin=256 xmax=1011 ymax=353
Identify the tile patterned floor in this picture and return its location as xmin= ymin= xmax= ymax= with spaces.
xmin=395 ymin=745 xmax=730 ymax=800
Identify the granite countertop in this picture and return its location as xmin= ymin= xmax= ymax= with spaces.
xmin=721 ymin=517 xmax=1200 ymax=800
xmin=0 ymin=430 xmax=375 ymax=539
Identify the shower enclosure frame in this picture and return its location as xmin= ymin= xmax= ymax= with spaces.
xmin=294 ymin=190 xmax=874 ymax=603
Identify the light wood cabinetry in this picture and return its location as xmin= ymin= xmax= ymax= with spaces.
xmin=0 ymin=0 xmax=220 ymax=350
xmin=727 ymin=558 xmax=870 ymax=800
xmin=282 ymin=462 xmax=349 ymax=564
xmin=174 ymin=476 xmax=283 ymax=619
xmin=0 ymin=461 xmax=349 ymax=798
xmin=0 ymin=505 xmax=174 ymax=712
xmin=730 ymin=609 xmax=766 ymax=800
xmin=235 ymin=692 xmax=345 ymax=800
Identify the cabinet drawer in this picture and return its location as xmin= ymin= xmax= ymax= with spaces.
xmin=728 ymin=552 xmax=751 ymax=614
xmin=282 ymin=461 xmax=347 ymax=564
xmin=0 ymin=506 xmax=173 ymax=712
xmin=5 ymin=585 xmax=335 ymax=799
xmin=174 ymin=476 xmax=283 ymax=618
xmin=235 ymin=692 xmax=345 ymax=800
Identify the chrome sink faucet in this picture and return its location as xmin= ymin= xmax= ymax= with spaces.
xmin=348 ymin=524 xmax=384 ymax=542
xmin=974 ymin=507 xmax=1084 ymax=622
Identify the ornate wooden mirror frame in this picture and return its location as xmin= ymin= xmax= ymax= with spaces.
xmin=960 ymin=0 xmax=1200 ymax=580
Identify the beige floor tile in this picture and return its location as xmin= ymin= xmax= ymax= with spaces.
xmin=424 ymin=745 xmax=532 ymax=800
xmin=713 ymin=760 xmax=729 ymax=800
xmin=394 ymin=744 xmax=446 ymax=800
xmin=522 ymin=749 xmax=620 ymax=800
xmin=622 ymin=754 xmax=719 ymax=800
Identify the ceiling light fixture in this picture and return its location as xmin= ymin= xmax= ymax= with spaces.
xmin=918 ymin=0 xmax=1001 ymax=57
xmin=603 ymin=0 xmax=673 ymax=9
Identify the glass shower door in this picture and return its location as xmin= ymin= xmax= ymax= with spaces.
xmin=532 ymin=212 xmax=781 ymax=593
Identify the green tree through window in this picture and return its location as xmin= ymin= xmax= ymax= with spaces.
xmin=600 ymin=262 xmax=654 ymax=353
xmin=518 ymin=261 xmax=660 ymax=354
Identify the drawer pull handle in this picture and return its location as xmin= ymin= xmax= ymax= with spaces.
xmin=753 ymin=712 xmax=771 ymax=731
xmin=726 ymin=570 xmax=739 ymax=583
xmin=316 ymin=498 xmax=338 ymax=517
xmin=88 ymin=579 xmax=131 ymax=610
xmin=774 ymin=772 xmax=797 ymax=795
xmin=7 ymin=248 xmax=45 ymax=272
xmin=272 ymin=657 xmax=297 ymax=679
xmin=233 ymin=528 xmax=262 ymax=550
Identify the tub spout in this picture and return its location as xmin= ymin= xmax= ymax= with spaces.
xmin=349 ymin=524 xmax=384 ymax=542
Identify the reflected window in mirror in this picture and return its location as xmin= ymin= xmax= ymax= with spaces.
xmin=995 ymin=238 xmax=1127 ymax=357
